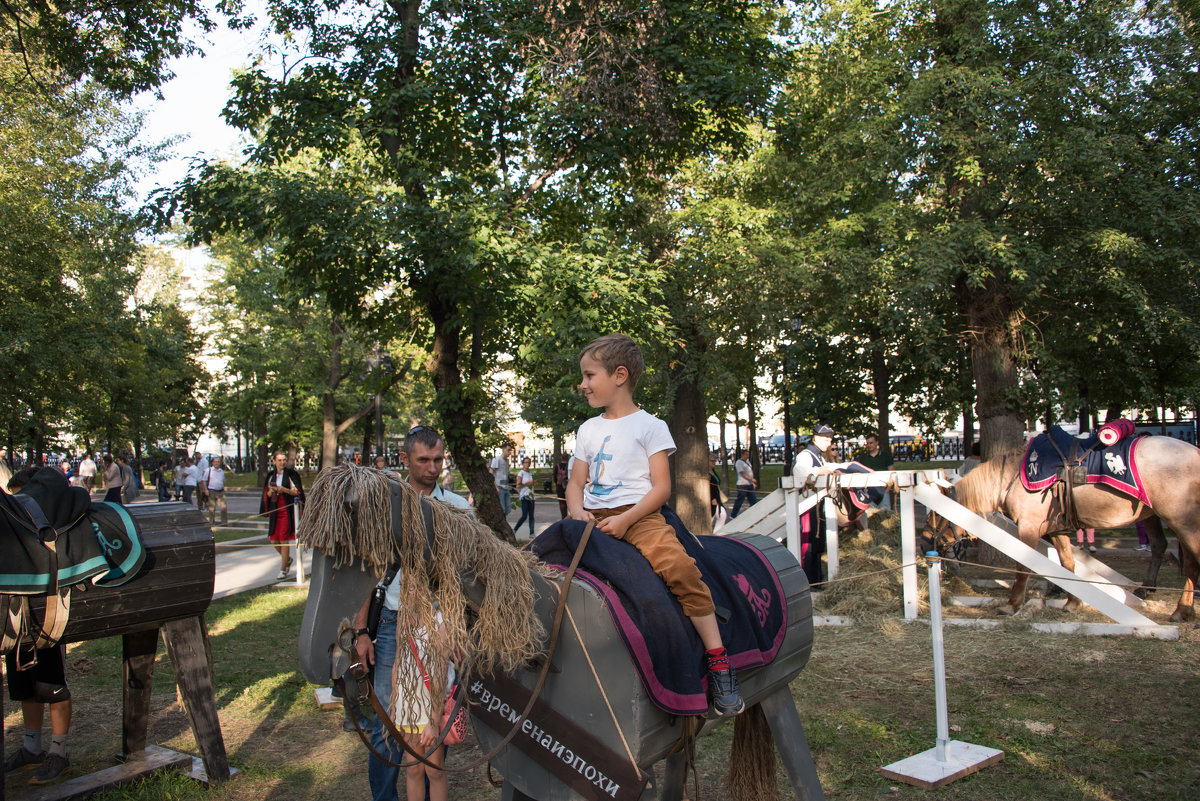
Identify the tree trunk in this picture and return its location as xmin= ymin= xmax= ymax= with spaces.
xmin=961 ymin=280 xmax=1025 ymax=459
xmin=869 ymin=337 xmax=890 ymax=440
xmin=429 ymin=305 xmax=514 ymax=543
xmin=669 ymin=367 xmax=711 ymax=536
xmin=747 ymin=381 xmax=760 ymax=481
xmin=255 ymin=403 xmax=268 ymax=487
xmin=719 ymin=417 xmax=731 ymax=487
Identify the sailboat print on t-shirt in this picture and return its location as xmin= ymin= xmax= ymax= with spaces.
xmin=588 ymin=436 xmax=624 ymax=497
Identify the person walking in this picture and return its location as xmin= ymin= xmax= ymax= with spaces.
xmin=261 ymin=452 xmax=305 ymax=579
xmin=731 ymin=449 xmax=758 ymax=517
xmin=203 ymin=456 xmax=229 ymax=525
xmin=180 ymin=458 xmax=198 ymax=505
xmin=101 ymin=454 xmax=122 ymax=504
xmin=77 ymin=453 xmax=96 ymax=493
xmin=119 ymin=456 xmax=139 ymax=504
xmin=512 ymin=457 xmax=536 ymax=538
xmin=489 ymin=443 xmax=513 ymax=514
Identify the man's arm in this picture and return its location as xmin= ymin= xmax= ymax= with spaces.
xmin=566 ymin=458 xmax=592 ymax=521
xmin=595 ymin=450 xmax=671 ymax=539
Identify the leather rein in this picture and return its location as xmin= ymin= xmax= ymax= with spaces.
xmin=334 ymin=505 xmax=596 ymax=773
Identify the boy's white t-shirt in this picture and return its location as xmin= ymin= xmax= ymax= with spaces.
xmin=573 ymin=409 xmax=676 ymax=509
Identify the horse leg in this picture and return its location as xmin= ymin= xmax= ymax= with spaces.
xmin=1050 ymin=534 xmax=1083 ymax=613
xmin=998 ymin=526 xmax=1040 ymax=615
xmin=1169 ymin=544 xmax=1198 ymax=623
xmin=1136 ymin=517 xmax=1169 ymax=599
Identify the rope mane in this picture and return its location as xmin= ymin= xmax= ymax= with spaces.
xmin=953 ymin=446 xmax=1023 ymax=516
xmin=299 ymin=464 xmax=552 ymax=722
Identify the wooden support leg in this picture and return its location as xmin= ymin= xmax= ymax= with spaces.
xmin=500 ymin=780 xmax=538 ymax=801
xmin=659 ymin=750 xmax=688 ymax=801
xmin=162 ymin=616 xmax=230 ymax=783
xmin=121 ymin=627 xmax=160 ymax=758
xmin=760 ymin=687 xmax=825 ymax=801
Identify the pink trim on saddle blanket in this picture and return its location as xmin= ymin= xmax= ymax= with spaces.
xmin=1086 ymin=436 xmax=1152 ymax=508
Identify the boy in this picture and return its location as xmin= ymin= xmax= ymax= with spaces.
xmin=566 ymin=334 xmax=743 ymax=716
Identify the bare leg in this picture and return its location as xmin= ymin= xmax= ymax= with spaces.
xmin=49 ymin=700 xmax=70 ymax=736
xmin=275 ymin=544 xmax=291 ymax=572
xmin=690 ymin=613 xmax=723 ymax=651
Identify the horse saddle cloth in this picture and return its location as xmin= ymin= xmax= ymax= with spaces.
xmin=834 ymin=462 xmax=885 ymax=521
xmin=531 ymin=506 xmax=787 ymax=717
xmin=0 ymin=467 xmax=146 ymax=594
xmin=1020 ymin=426 xmax=1151 ymax=507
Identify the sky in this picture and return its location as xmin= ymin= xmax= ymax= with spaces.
xmin=130 ymin=12 xmax=271 ymax=203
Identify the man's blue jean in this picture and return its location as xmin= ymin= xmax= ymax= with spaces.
xmin=497 ymin=484 xmax=512 ymax=515
xmin=368 ymin=609 xmax=403 ymax=801
xmin=732 ymin=486 xmax=757 ymax=517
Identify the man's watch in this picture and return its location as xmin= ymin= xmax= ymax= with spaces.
xmin=355 ymin=627 xmax=370 ymax=638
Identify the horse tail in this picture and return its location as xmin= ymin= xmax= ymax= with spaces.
xmin=726 ymin=703 xmax=780 ymax=801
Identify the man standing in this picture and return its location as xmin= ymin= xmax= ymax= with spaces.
xmin=489 ymin=442 xmax=513 ymax=515
xmin=731 ymin=449 xmax=758 ymax=517
xmin=793 ymin=424 xmax=838 ymax=585
xmin=855 ymin=432 xmax=895 ymax=510
xmin=203 ymin=456 xmax=229 ymax=525
xmin=352 ymin=426 xmax=470 ymax=801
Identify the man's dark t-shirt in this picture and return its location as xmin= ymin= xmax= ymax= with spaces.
xmin=856 ymin=448 xmax=893 ymax=471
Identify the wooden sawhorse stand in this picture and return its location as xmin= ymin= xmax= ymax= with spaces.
xmin=3 ymin=614 xmax=233 ymax=801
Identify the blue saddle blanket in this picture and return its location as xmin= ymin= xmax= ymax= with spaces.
xmin=1021 ymin=427 xmax=1150 ymax=507
xmin=0 ymin=468 xmax=146 ymax=594
xmin=531 ymin=506 xmax=787 ymax=716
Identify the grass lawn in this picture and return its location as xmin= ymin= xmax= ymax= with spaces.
xmin=6 ymin=562 xmax=1197 ymax=801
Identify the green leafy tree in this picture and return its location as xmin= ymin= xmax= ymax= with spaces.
xmin=178 ymin=0 xmax=789 ymax=538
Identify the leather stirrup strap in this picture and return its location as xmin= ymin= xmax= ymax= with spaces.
xmin=11 ymin=493 xmax=70 ymax=648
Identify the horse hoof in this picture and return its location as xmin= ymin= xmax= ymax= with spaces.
xmin=1169 ymin=609 xmax=1196 ymax=624
xmin=1133 ymin=587 xmax=1150 ymax=600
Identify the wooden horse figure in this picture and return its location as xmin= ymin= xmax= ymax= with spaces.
xmin=297 ymin=464 xmax=825 ymax=801
xmin=1 ymin=468 xmax=231 ymax=798
xmin=926 ymin=436 xmax=1200 ymax=621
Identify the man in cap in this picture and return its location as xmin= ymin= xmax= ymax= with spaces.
xmin=792 ymin=424 xmax=838 ymax=585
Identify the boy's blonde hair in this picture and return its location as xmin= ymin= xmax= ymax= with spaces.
xmin=579 ymin=333 xmax=644 ymax=388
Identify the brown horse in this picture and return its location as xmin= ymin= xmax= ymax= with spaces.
xmin=927 ymin=437 xmax=1200 ymax=621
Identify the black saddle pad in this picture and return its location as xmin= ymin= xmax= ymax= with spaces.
xmin=532 ymin=505 xmax=787 ymax=716
xmin=0 ymin=468 xmax=146 ymax=594
xmin=1021 ymin=427 xmax=1150 ymax=507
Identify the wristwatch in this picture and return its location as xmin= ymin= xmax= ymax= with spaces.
xmin=355 ymin=627 xmax=370 ymax=638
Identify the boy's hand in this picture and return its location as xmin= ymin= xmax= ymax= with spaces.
xmin=568 ymin=507 xmax=594 ymax=523
xmin=597 ymin=512 xmax=630 ymax=539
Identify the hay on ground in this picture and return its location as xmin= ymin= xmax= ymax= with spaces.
xmin=817 ymin=510 xmax=972 ymax=620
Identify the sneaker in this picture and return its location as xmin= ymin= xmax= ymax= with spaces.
xmin=1135 ymin=544 xmax=1151 ymax=552
xmin=276 ymin=570 xmax=290 ymax=580
xmin=1088 ymin=545 xmax=1098 ymax=553
xmin=29 ymin=752 xmax=68 ymax=784
xmin=708 ymin=667 xmax=745 ymax=717
xmin=4 ymin=748 xmax=44 ymax=772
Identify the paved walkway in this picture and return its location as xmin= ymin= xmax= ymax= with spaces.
xmin=123 ymin=491 xmax=570 ymax=600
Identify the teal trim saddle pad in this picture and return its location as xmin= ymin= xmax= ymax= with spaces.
xmin=0 ymin=468 xmax=146 ymax=594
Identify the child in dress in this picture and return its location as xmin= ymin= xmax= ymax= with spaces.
xmin=565 ymin=334 xmax=743 ymax=716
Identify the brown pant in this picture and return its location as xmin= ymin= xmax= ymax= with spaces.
xmin=588 ymin=506 xmax=715 ymax=617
